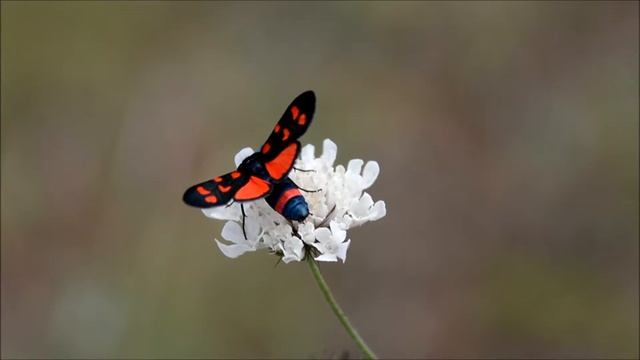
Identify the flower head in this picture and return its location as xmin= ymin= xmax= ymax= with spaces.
xmin=205 ymin=139 xmax=386 ymax=263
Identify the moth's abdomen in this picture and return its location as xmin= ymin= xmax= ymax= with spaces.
xmin=279 ymin=195 xmax=309 ymax=222
xmin=266 ymin=177 xmax=309 ymax=222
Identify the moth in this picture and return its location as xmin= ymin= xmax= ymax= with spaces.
xmin=183 ymin=91 xmax=316 ymax=225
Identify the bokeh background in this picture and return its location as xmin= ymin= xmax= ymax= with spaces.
xmin=2 ymin=1 xmax=638 ymax=359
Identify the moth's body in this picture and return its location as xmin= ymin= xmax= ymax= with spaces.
xmin=183 ymin=90 xmax=315 ymax=223
xmin=265 ymin=177 xmax=309 ymax=222
xmin=238 ymin=153 xmax=309 ymax=222
xmin=237 ymin=153 xmax=270 ymax=181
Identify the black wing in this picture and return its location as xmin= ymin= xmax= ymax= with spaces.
xmin=183 ymin=170 xmax=248 ymax=208
xmin=258 ymin=90 xmax=315 ymax=181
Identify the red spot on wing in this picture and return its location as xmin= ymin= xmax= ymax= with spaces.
xmin=234 ymin=176 xmax=272 ymax=201
xmin=265 ymin=142 xmax=299 ymax=181
xmin=197 ymin=186 xmax=210 ymax=195
xmin=282 ymin=128 xmax=290 ymax=141
xmin=218 ymin=184 xmax=232 ymax=192
xmin=298 ymin=113 xmax=306 ymax=125
xmin=274 ymin=124 xmax=281 ymax=133
xmin=214 ymin=176 xmax=223 ymax=182
xmin=205 ymin=195 xmax=218 ymax=203
xmin=230 ymin=171 xmax=241 ymax=179
xmin=261 ymin=143 xmax=271 ymax=154
xmin=291 ymin=106 xmax=299 ymax=120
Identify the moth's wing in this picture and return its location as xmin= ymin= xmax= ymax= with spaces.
xmin=258 ymin=90 xmax=315 ymax=180
xmin=233 ymin=175 xmax=273 ymax=202
xmin=263 ymin=141 xmax=301 ymax=182
xmin=183 ymin=170 xmax=248 ymax=208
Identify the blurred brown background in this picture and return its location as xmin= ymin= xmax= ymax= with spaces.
xmin=1 ymin=2 xmax=638 ymax=359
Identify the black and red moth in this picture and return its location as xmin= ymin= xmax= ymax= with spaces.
xmin=183 ymin=90 xmax=315 ymax=222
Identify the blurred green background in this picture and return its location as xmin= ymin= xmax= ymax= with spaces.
xmin=1 ymin=1 xmax=638 ymax=359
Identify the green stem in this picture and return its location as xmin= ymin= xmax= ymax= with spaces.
xmin=307 ymin=256 xmax=377 ymax=359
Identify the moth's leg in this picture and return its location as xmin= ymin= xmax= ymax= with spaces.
xmin=290 ymin=180 xmax=322 ymax=193
xmin=296 ymin=185 xmax=322 ymax=193
xmin=241 ymin=203 xmax=247 ymax=240
xmin=317 ymin=204 xmax=337 ymax=228
xmin=293 ymin=166 xmax=315 ymax=173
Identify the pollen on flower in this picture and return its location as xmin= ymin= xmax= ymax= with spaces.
xmin=204 ymin=138 xmax=386 ymax=263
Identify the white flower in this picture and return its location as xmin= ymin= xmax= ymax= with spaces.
xmin=203 ymin=204 xmax=241 ymax=221
xmin=214 ymin=218 xmax=261 ymax=258
xmin=278 ymin=236 xmax=305 ymax=263
xmin=346 ymin=193 xmax=387 ymax=228
xmin=201 ymin=138 xmax=386 ymax=263
xmin=297 ymin=221 xmax=316 ymax=245
xmin=312 ymin=221 xmax=351 ymax=263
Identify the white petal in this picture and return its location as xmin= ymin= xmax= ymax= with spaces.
xmin=282 ymin=254 xmax=302 ymax=263
xmin=370 ymin=200 xmax=387 ymax=221
xmin=314 ymin=227 xmax=332 ymax=243
xmin=300 ymin=144 xmax=315 ymax=164
xmin=360 ymin=193 xmax=374 ymax=207
xmin=309 ymin=203 xmax=329 ymax=224
xmin=262 ymin=233 xmax=278 ymax=247
xmin=202 ymin=204 xmax=240 ymax=221
xmin=245 ymin=216 xmax=261 ymax=241
xmin=336 ymin=239 xmax=351 ymax=263
xmin=221 ymin=221 xmax=247 ymax=244
xmin=321 ymin=139 xmax=337 ymax=166
xmin=297 ymin=244 xmax=306 ymax=259
xmin=298 ymin=222 xmax=316 ymax=244
xmin=311 ymin=241 xmax=326 ymax=253
xmin=346 ymin=159 xmax=364 ymax=175
xmin=273 ymin=223 xmax=293 ymax=238
xmin=352 ymin=193 xmax=374 ymax=217
xmin=329 ymin=221 xmax=347 ymax=242
xmin=281 ymin=237 xmax=304 ymax=262
xmin=234 ymin=147 xmax=255 ymax=167
xmin=334 ymin=214 xmax=353 ymax=229
xmin=361 ymin=161 xmax=380 ymax=189
xmin=315 ymin=253 xmax=338 ymax=262
xmin=214 ymin=239 xmax=253 ymax=258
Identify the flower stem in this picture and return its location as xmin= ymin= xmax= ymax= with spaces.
xmin=306 ymin=256 xmax=377 ymax=359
